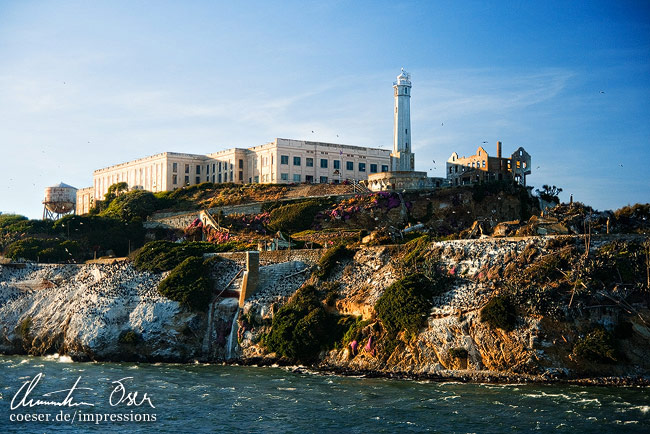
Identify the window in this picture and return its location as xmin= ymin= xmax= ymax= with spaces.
xmin=212 ymin=164 xmax=215 ymax=173
xmin=280 ymin=173 xmax=289 ymax=181
xmin=320 ymin=176 xmax=328 ymax=183
xmin=239 ymin=171 xmax=243 ymax=181
xmin=370 ymin=164 xmax=378 ymax=173
xmin=218 ymin=174 xmax=222 ymax=183
xmin=305 ymin=175 xmax=314 ymax=183
xmin=346 ymin=161 xmax=354 ymax=171
xmin=218 ymin=162 xmax=222 ymax=171
xmin=212 ymin=175 xmax=215 ymax=183
xmin=381 ymin=165 xmax=389 ymax=172
xmin=293 ymin=174 xmax=301 ymax=182
xmin=254 ymin=176 xmax=259 ymax=183
xmin=358 ymin=163 xmax=366 ymax=172
xmin=306 ymin=158 xmax=314 ymax=167
xmin=172 ymin=174 xmax=178 ymax=184
xmin=333 ymin=160 xmax=340 ymax=170
xmin=184 ymin=175 xmax=190 ymax=185
xmin=195 ymin=176 xmax=200 ymax=184
xmin=229 ymin=172 xmax=233 ymax=181
xmin=206 ymin=165 xmax=210 ymax=174
xmin=185 ymin=164 xmax=189 ymax=174
xmin=172 ymin=163 xmax=178 ymax=173
xmin=281 ymin=155 xmax=289 ymax=165
xmin=196 ymin=166 xmax=201 ymax=174
xmin=320 ymin=159 xmax=328 ymax=168
xmin=482 ymin=161 xmax=486 ymax=168
xmin=405 ymin=129 xmax=408 ymax=134
xmin=293 ymin=156 xmax=301 ymax=166
xmin=239 ymin=159 xmax=244 ymax=169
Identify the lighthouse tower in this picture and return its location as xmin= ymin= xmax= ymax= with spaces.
xmin=391 ymin=68 xmax=414 ymax=171
xmin=366 ymin=68 xmax=435 ymax=192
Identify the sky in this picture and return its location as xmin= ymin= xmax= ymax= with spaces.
xmin=0 ymin=0 xmax=648 ymax=219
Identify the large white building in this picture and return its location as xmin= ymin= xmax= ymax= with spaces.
xmin=84 ymin=138 xmax=391 ymax=206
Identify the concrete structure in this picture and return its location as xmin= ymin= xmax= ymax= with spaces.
xmin=43 ymin=182 xmax=77 ymax=220
xmin=239 ymin=251 xmax=259 ymax=307
xmin=87 ymin=138 xmax=391 ymax=204
xmin=367 ymin=69 xmax=433 ymax=192
xmin=446 ymin=141 xmax=531 ymax=186
xmin=75 ymin=187 xmax=94 ymax=216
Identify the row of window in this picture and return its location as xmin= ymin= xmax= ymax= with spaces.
xmin=171 ymin=171 xmax=243 ymax=185
xmin=280 ymin=155 xmax=387 ymax=173
xmin=171 ymin=160 xmax=244 ymax=175
xmin=279 ymin=173 xmax=341 ymax=183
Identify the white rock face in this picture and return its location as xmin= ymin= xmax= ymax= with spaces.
xmin=0 ymin=262 xmax=205 ymax=361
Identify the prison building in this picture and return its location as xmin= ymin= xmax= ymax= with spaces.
xmin=88 ymin=138 xmax=391 ymax=202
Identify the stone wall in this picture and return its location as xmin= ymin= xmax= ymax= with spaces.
xmin=211 ymin=248 xmax=326 ymax=266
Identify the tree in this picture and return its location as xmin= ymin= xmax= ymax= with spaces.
xmin=104 ymin=182 xmax=129 ymax=204
xmin=536 ymin=185 xmax=563 ymax=204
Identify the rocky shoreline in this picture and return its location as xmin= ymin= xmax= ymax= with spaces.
xmin=228 ymin=356 xmax=649 ymax=386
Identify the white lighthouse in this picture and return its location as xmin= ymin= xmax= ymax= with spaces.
xmin=366 ymin=69 xmax=436 ymax=192
xmin=391 ymin=68 xmax=415 ymax=171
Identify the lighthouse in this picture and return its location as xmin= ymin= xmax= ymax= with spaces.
xmin=366 ymin=69 xmax=437 ymax=192
xmin=391 ymin=68 xmax=415 ymax=171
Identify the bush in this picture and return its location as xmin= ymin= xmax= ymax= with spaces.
xmin=268 ymin=200 xmax=323 ymax=232
xmin=572 ymin=328 xmax=617 ymax=363
xmin=5 ymin=238 xmax=81 ymax=263
xmin=19 ymin=317 xmax=32 ymax=340
xmin=480 ymin=295 xmax=517 ymax=331
xmin=264 ymin=285 xmax=351 ymax=363
xmin=402 ymin=234 xmax=431 ymax=265
xmin=100 ymin=190 xmax=158 ymax=222
xmin=375 ymin=273 xmax=445 ymax=339
xmin=341 ymin=317 xmax=372 ymax=346
xmin=133 ymin=240 xmax=238 ymax=272
xmin=448 ymin=347 xmax=468 ymax=359
xmin=315 ymin=245 xmax=354 ymax=279
xmin=118 ymin=330 xmax=141 ymax=345
xmin=157 ymin=257 xmax=212 ymax=311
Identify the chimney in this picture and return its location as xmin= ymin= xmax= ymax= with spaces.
xmin=496 ymin=141 xmax=502 ymax=158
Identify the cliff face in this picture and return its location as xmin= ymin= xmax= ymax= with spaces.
xmin=0 ymin=263 xmax=206 ymax=361
xmin=239 ymin=237 xmax=650 ymax=380
xmin=2 ymin=236 xmax=649 ymax=381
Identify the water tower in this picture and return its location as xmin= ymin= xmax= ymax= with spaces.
xmin=42 ymin=182 xmax=77 ymax=220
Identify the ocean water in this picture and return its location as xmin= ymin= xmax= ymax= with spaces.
xmin=0 ymin=355 xmax=648 ymax=433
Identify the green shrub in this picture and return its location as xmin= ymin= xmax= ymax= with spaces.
xmin=315 ymin=245 xmax=354 ymax=279
xmin=341 ymin=317 xmax=372 ymax=346
xmin=158 ymin=257 xmax=212 ymax=311
xmin=268 ymin=200 xmax=323 ymax=232
xmin=572 ymin=328 xmax=617 ymax=363
xmin=100 ymin=190 xmax=158 ymax=222
xmin=480 ymin=295 xmax=517 ymax=331
xmin=118 ymin=330 xmax=141 ymax=345
xmin=402 ymin=234 xmax=431 ymax=265
xmin=134 ymin=240 xmax=238 ymax=272
xmin=375 ymin=273 xmax=444 ymax=339
xmin=448 ymin=347 xmax=468 ymax=359
xmin=19 ymin=317 xmax=32 ymax=340
xmin=5 ymin=238 xmax=81 ymax=263
xmin=264 ymin=285 xmax=351 ymax=363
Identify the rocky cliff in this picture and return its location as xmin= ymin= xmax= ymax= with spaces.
xmin=1 ymin=235 xmax=649 ymax=383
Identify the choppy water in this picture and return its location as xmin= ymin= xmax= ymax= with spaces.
xmin=0 ymin=355 xmax=648 ymax=433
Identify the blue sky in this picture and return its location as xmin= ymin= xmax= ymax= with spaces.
xmin=0 ymin=0 xmax=648 ymax=219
